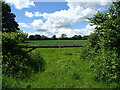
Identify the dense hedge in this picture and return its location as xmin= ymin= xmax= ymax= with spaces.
xmin=2 ymin=31 xmax=45 ymax=79
xmin=81 ymin=1 xmax=120 ymax=86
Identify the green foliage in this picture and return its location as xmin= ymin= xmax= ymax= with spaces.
xmin=88 ymin=33 xmax=100 ymax=51
xmin=28 ymin=34 xmax=88 ymax=40
xmin=29 ymin=51 xmax=45 ymax=72
xmin=95 ymin=49 xmax=120 ymax=83
xmin=34 ymin=34 xmax=41 ymax=40
xmin=3 ymin=48 xmax=109 ymax=88
xmin=52 ymin=35 xmax=57 ymax=40
xmin=1 ymin=1 xmax=20 ymax=32
xmin=16 ymin=30 xmax=28 ymax=43
xmin=82 ymin=36 xmax=89 ymax=40
xmin=3 ymin=47 xmax=118 ymax=88
xmin=2 ymin=32 xmax=45 ymax=79
xmin=71 ymin=35 xmax=82 ymax=40
xmin=41 ymin=35 xmax=48 ymax=40
xmin=82 ymin=1 xmax=120 ymax=84
xmin=59 ymin=34 xmax=67 ymax=40
xmin=29 ymin=35 xmax=35 ymax=40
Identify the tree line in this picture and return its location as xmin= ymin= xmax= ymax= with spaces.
xmin=28 ymin=34 xmax=89 ymax=40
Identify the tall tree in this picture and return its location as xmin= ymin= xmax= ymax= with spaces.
xmin=72 ymin=35 xmax=78 ymax=40
xmin=72 ymin=35 xmax=82 ymax=40
xmin=41 ymin=35 xmax=48 ymax=40
xmin=60 ymin=34 xmax=67 ymax=40
xmin=34 ymin=34 xmax=41 ymax=40
xmin=29 ymin=35 xmax=35 ymax=40
xmin=85 ymin=1 xmax=120 ymax=83
xmin=77 ymin=35 xmax=82 ymax=40
xmin=88 ymin=1 xmax=120 ymax=49
xmin=2 ymin=1 xmax=20 ymax=32
xmin=52 ymin=35 xmax=57 ymax=40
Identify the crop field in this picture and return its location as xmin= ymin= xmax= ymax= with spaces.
xmin=25 ymin=40 xmax=87 ymax=46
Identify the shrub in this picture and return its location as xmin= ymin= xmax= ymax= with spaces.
xmin=2 ymin=32 xmax=45 ymax=79
xmin=81 ymin=2 xmax=120 ymax=86
xmin=94 ymin=49 xmax=120 ymax=83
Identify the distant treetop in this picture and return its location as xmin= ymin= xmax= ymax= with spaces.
xmin=1 ymin=1 xmax=20 ymax=32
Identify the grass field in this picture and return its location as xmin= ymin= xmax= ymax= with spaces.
xmin=24 ymin=40 xmax=87 ymax=46
xmin=5 ymin=47 xmax=113 ymax=88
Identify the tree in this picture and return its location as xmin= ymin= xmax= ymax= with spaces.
xmin=2 ymin=32 xmax=45 ymax=81
xmin=2 ymin=1 xmax=20 ymax=32
xmin=34 ymin=34 xmax=41 ymax=40
xmin=29 ymin=35 xmax=35 ymax=40
xmin=82 ymin=36 xmax=89 ymax=40
xmin=84 ymin=1 xmax=120 ymax=83
xmin=52 ymin=35 xmax=57 ymax=40
xmin=71 ymin=35 xmax=82 ymax=40
xmin=60 ymin=34 xmax=67 ymax=40
xmin=16 ymin=30 xmax=28 ymax=43
xmin=77 ymin=35 xmax=82 ymax=40
xmin=88 ymin=1 xmax=120 ymax=49
xmin=41 ymin=35 xmax=48 ymax=40
xmin=72 ymin=35 xmax=78 ymax=40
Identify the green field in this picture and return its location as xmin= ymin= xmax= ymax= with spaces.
xmin=25 ymin=40 xmax=87 ymax=46
xmin=3 ymin=1 xmax=120 ymax=88
xmin=5 ymin=47 xmax=113 ymax=88
xmin=4 ymin=40 xmax=118 ymax=88
xmin=4 ymin=40 xmax=116 ymax=88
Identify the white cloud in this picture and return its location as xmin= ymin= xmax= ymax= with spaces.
xmin=34 ymin=12 xmax=42 ymax=17
xmin=25 ymin=11 xmax=34 ymax=18
xmin=4 ymin=0 xmax=35 ymax=10
xmin=27 ymin=24 xmax=96 ymax=37
xmin=24 ymin=11 xmax=42 ymax=17
xmin=29 ymin=0 xmax=111 ymax=37
xmin=27 ymin=31 xmax=52 ymax=37
xmin=39 ymin=0 xmax=111 ymax=29
xmin=18 ymin=23 xmax=31 ymax=28
xmin=31 ymin=19 xmax=46 ymax=31
xmin=54 ymin=24 xmax=96 ymax=37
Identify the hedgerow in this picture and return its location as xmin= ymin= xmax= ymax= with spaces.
xmin=2 ymin=31 xmax=45 ymax=79
xmin=81 ymin=1 xmax=120 ymax=86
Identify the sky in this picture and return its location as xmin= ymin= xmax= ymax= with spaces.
xmin=4 ymin=0 xmax=112 ymax=37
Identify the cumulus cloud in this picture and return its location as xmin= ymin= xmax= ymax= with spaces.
xmin=24 ymin=11 xmax=42 ymax=17
xmin=4 ymin=0 xmax=35 ymax=10
xmin=54 ymin=24 xmax=96 ymax=37
xmin=27 ymin=24 xmax=96 ymax=37
xmin=41 ymin=0 xmax=111 ymax=29
xmin=31 ymin=19 xmax=46 ymax=31
xmin=18 ymin=23 xmax=31 ymax=28
xmin=4 ymin=0 xmax=112 ymax=37
xmin=25 ymin=11 xmax=34 ymax=18
xmin=34 ymin=12 xmax=42 ymax=17
xmin=27 ymin=31 xmax=52 ymax=37
xmin=29 ymin=0 xmax=111 ymax=37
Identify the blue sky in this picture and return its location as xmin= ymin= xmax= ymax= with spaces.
xmin=4 ymin=0 xmax=112 ymax=37
xmin=10 ymin=2 xmax=70 ymax=34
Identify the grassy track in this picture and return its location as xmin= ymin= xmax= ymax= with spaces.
xmin=7 ymin=47 xmax=110 ymax=88
xmin=25 ymin=40 xmax=87 ymax=46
